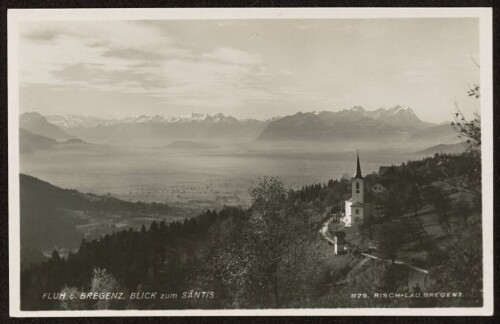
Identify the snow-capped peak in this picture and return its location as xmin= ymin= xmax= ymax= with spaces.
xmin=390 ymin=105 xmax=415 ymax=115
xmin=46 ymin=114 xmax=121 ymax=128
xmin=176 ymin=113 xmax=208 ymax=122
xmin=350 ymin=105 xmax=365 ymax=112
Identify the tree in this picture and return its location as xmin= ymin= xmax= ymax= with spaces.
xmin=451 ymin=85 xmax=481 ymax=149
xmin=405 ymin=184 xmax=422 ymax=217
xmin=89 ymin=267 xmax=123 ymax=310
xmin=429 ymin=227 xmax=483 ymax=306
xmin=450 ymin=85 xmax=482 ymax=198
xmin=423 ymin=185 xmax=452 ymax=233
xmin=381 ymin=190 xmax=403 ymax=219
xmin=191 ymin=211 xmax=250 ymax=308
xmin=456 ymin=195 xmax=470 ymax=227
xmin=379 ymin=264 xmax=410 ymax=293
xmin=60 ymin=286 xmax=86 ymax=310
xmin=358 ymin=217 xmax=374 ymax=250
xmin=246 ymin=176 xmax=321 ymax=308
xmin=377 ymin=222 xmax=405 ymax=264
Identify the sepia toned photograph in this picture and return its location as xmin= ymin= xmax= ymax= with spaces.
xmin=8 ymin=8 xmax=493 ymax=316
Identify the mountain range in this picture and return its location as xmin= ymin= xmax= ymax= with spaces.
xmin=44 ymin=112 xmax=268 ymax=146
xmin=20 ymin=106 xmax=459 ymax=149
xmin=256 ymin=105 xmax=453 ymax=145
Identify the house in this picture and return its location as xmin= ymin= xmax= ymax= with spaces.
xmin=378 ymin=166 xmax=396 ymax=178
xmin=371 ymin=183 xmax=387 ymax=193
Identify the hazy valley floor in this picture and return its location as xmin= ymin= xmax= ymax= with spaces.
xmin=20 ymin=146 xmax=420 ymax=209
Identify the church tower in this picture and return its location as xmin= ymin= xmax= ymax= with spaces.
xmin=343 ymin=152 xmax=369 ymax=227
xmin=351 ymin=152 xmax=364 ymax=205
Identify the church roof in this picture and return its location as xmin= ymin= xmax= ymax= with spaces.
xmin=379 ymin=166 xmax=396 ymax=177
xmin=351 ymin=202 xmax=364 ymax=207
xmin=354 ymin=152 xmax=363 ymax=179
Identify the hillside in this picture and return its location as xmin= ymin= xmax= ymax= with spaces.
xmin=415 ymin=142 xmax=467 ymax=156
xmin=20 ymin=174 xmax=172 ymax=250
xmin=19 ymin=150 xmax=482 ymax=310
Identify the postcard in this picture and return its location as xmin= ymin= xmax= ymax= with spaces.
xmin=8 ymin=7 xmax=493 ymax=316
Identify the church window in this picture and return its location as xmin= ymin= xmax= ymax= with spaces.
xmin=355 ymin=209 xmax=359 ymax=214
xmin=356 ymin=183 xmax=359 ymax=189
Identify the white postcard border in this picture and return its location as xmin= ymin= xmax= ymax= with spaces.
xmin=7 ymin=7 xmax=494 ymax=317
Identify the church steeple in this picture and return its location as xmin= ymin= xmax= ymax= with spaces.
xmin=354 ymin=152 xmax=363 ymax=179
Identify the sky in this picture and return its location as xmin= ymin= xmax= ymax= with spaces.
xmin=18 ymin=18 xmax=480 ymax=123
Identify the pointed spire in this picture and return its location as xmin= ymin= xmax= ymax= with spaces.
xmin=354 ymin=151 xmax=363 ymax=179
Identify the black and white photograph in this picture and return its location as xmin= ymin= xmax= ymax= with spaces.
xmin=7 ymin=8 xmax=493 ymax=316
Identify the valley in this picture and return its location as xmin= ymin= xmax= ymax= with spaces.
xmin=18 ymin=106 xmax=464 ymax=255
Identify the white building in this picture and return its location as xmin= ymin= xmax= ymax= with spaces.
xmin=343 ymin=153 xmax=373 ymax=227
xmin=332 ymin=231 xmax=347 ymax=254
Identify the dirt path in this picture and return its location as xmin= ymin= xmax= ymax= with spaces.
xmin=320 ymin=217 xmax=429 ymax=275
xmin=360 ymin=252 xmax=429 ymax=274
xmin=319 ymin=218 xmax=344 ymax=245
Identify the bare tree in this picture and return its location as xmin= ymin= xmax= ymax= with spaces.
xmin=247 ymin=176 xmax=320 ymax=307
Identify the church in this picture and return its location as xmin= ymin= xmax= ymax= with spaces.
xmin=342 ymin=153 xmax=373 ymax=227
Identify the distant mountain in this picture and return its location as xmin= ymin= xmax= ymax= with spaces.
xmin=256 ymin=106 xmax=449 ymax=146
xmin=257 ymin=110 xmax=407 ymax=142
xmin=364 ymin=105 xmax=435 ymax=129
xmin=46 ymin=114 xmax=120 ymax=128
xmin=20 ymin=112 xmax=74 ymax=140
xmin=408 ymin=123 xmax=459 ymax=145
xmin=30 ymin=107 xmax=447 ymax=147
xmin=20 ymin=128 xmax=93 ymax=153
xmin=164 ymin=140 xmax=220 ymax=150
xmin=47 ymin=112 xmax=249 ymax=127
xmin=415 ymin=142 xmax=467 ymax=156
xmin=46 ymin=113 xmax=269 ymax=146
xmin=20 ymin=128 xmax=58 ymax=153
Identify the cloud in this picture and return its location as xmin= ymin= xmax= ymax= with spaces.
xmin=23 ymin=28 xmax=60 ymax=41
xmin=18 ymin=21 xmax=279 ymax=112
xmin=201 ymin=47 xmax=262 ymax=65
xmin=101 ymin=49 xmax=167 ymax=61
xmin=279 ymin=69 xmax=297 ymax=76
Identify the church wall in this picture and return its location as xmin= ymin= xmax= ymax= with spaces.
xmin=344 ymin=200 xmax=352 ymax=226
xmin=351 ymin=205 xmax=364 ymax=225
xmin=352 ymin=179 xmax=364 ymax=204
